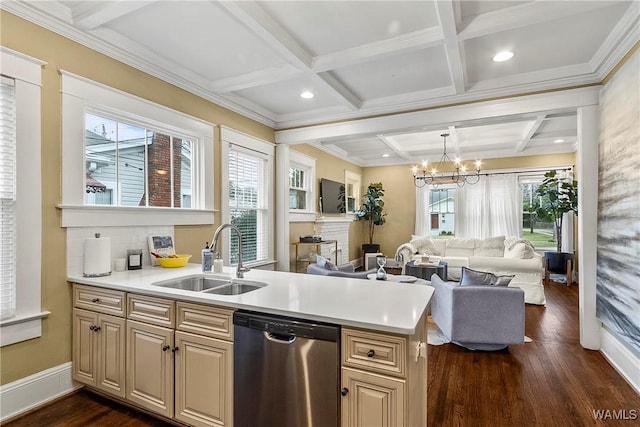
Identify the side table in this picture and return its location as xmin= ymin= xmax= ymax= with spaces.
xmin=405 ymin=260 xmax=448 ymax=281
xmin=291 ymin=240 xmax=338 ymax=273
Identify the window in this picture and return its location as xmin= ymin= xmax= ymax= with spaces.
xmin=60 ymin=72 xmax=214 ymax=227
xmin=345 ymin=171 xmax=361 ymax=213
xmin=0 ymin=48 xmax=47 ymax=346
xmin=428 ymin=188 xmax=456 ymax=237
xmin=84 ymin=112 xmax=193 ymax=208
xmin=521 ymin=177 xmax=556 ymax=249
xmin=221 ymin=127 xmax=274 ymax=266
xmin=288 ymin=150 xmax=316 ymax=222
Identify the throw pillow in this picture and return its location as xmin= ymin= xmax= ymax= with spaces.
xmin=504 ymin=239 xmax=535 ymax=259
xmin=475 ymin=235 xmax=506 ymax=257
xmin=316 ymin=255 xmax=338 ymax=271
xmin=460 ymin=267 xmax=514 ymax=287
xmin=410 ymin=235 xmax=441 ymax=255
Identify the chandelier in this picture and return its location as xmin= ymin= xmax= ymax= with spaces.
xmin=412 ymin=133 xmax=482 ymax=188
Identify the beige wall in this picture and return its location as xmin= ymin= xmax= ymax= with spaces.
xmin=0 ymin=11 xmax=274 ymax=385
xmin=288 ymin=145 xmax=365 ymax=269
xmin=362 ymin=153 xmax=577 ymax=258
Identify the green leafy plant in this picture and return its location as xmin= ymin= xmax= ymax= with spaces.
xmin=536 ymin=170 xmax=578 ymax=252
xmin=356 ymin=182 xmax=386 ymax=245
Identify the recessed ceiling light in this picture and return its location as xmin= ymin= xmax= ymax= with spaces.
xmin=300 ymin=91 xmax=314 ymax=99
xmin=493 ymin=51 xmax=514 ymax=62
xmin=554 ymin=138 xmax=565 ymax=144
xmin=382 ymin=153 xmax=390 ymax=158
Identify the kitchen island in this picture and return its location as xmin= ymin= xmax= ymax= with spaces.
xmin=68 ymin=264 xmax=432 ymax=427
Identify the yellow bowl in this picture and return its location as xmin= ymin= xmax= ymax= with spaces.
xmin=156 ymin=254 xmax=192 ymax=268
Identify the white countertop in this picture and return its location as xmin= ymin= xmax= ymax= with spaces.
xmin=68 ymin=264 xmax=433 ymax=335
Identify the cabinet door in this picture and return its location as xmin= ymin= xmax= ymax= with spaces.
xmin=341 ymin=368 xmax=405 ymax=427
xmin=96 ymin=314 xmax=126 ymax=398
xmin=174 ymin=331 xmax=233 ymax=427
xmin=126 ymin=320 xmax=174 ymax=418
xmin=72 ymin=309 xmax=97 ymax=386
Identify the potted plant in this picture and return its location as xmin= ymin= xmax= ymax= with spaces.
xmin=356 ymin=182 xmax=386 ymax=254
xmin=536 ymin=170 xmax=578 ymax=273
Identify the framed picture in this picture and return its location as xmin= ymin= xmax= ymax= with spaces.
xmin=148 ymin=235 xmax=175 ymax=265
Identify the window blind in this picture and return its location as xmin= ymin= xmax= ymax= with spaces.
xmin=0 ymin=76 xmax=17 ymax=319
xmin=228 ymin=148 xmax=269 ymax=264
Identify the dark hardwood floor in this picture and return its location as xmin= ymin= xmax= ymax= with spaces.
xmin=5 ymin=282 xmax=639 ymax=427
xmin=428 ymin=281 xmax=640 ymax=427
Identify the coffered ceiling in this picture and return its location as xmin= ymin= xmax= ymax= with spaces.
xmin=4 ymin=1 xmax=638 ymax=166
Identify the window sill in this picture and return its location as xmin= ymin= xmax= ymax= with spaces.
xmin=58 ymin=205 xmax=215 ymax=227
xmin=289 ymin=211 xmax=317 ymax=222
xmin=1 ymin=311 xmax=51 ymax=347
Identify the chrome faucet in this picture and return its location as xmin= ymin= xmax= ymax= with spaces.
xmin=210 ymin=224 xmax=250 ymax=278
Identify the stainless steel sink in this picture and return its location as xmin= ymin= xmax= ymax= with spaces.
xmin=202 ymin=280 xmax=266 ymax=295
xmin=152 ymin=275 xmax=266 ymax=295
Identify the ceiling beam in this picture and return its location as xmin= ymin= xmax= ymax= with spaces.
xmin=458 ymin=0 xmax=616 ymax=41
xmin=211 ymin=64 xmax=303 ymax=93
xmin=376 ymin=134 xmax=413 ymax=162
xmin=218 ymin=0 xmax=360 ymax=110
xmin=72 ymin=1 xmax=156 ymax=31
xmin=312 ymin=27 xmax=444 ymax=72
xmin=515 ymin=115 xmax=546 ymax=153
xmin=435 ymin=0 xmax=466 ymax=94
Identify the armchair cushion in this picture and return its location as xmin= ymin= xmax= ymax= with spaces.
xmin=460 ymin=267 xmax=514 ymax=287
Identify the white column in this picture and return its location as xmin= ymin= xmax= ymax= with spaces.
xmin=275 ymin=144 xmax=290 ymax=271
xmin=577 ymin=105 xmax=601 ymax=350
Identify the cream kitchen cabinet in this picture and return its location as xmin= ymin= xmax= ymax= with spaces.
xmin=72 ymin=284 xmax=234 ymax=427
xmin=72 ymin=285 xmax=126 ymax=398
xmin=340 ymin=312 xmax=427 ymax=427
xmin=125 ymin=294 xmax=234 ymax=427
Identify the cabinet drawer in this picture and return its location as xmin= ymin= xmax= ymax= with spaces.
xmin=74 ymin=284 xmax=125 ymax=316
xmin=127 ymin=294 xmax=175 ymax=328
xmin=176 ymin=301 xmax=234 ymax=341
xmin=342 ymin=328 xmax=406 ymax=378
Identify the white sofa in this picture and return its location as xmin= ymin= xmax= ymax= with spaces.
xmin=395 ymin=235 xmax=545 ymax=305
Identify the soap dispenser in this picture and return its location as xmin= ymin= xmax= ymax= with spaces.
xmin=202 ymin=242 xmax=212 ymax=272
xmin=213 ymin=252 xmax=224 ymax=273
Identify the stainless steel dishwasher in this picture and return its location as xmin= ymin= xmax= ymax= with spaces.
xmin=233 ymin=310 xmax=340 ymax=427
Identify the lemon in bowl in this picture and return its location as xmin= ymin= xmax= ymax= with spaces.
xmin=157 ymin=254 xmax=192 ymax=268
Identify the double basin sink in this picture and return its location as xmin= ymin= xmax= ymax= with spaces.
xmin=153 ymin=274 xmax=266 ymax=295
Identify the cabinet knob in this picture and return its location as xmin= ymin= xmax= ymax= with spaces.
xmin=367 ymin=349 xmax=375 ymax=358
xmin=341 ymin=387 xmax=349 ymax=396
xmin=91 ymin=298 xmax=100 ymax=303
xmin=172 ymin=346 xmax=179 ymax=353
xmin=162 ymin=345 xmax=170 ymax=352
xmin=89 ymin=325 xmax=96 ymax=331
xmin=93 ymin=326 xmax=101 ymax=332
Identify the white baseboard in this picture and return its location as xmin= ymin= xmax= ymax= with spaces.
xmin=351 ymin=257 xmax=363 ymax=269
xmin=0 ymin=362 xmax=82 ymax=422
xmin=600 ymin=327 xmax=640 ymax=394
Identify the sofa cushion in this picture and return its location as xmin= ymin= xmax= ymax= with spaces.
xmin=460 ymin=267 xmax=514 ymax=287
xmin=410 ymin=235 xmax=442 ymax=255
xmin=445 ymin=238 xmax=477 ymax=257
xmin=504 ymin=238 xmax=536 ymax=259
xmin=474 ymin=235 xmax=506 ymax=257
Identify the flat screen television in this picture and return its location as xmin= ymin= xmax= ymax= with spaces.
xmin=320 ymin=178 xmax=346 ymax=214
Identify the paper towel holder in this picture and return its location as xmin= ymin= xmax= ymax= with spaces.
xmin=83 ymin=233 xmax=112 ymax=277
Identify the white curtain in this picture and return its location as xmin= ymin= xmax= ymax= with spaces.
xmin=455 ymin=174 xmax=521 ymax=238
xmin=415 ymin=186 xmax=429 ymax=236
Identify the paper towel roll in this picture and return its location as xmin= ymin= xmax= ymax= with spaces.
xmin=83 ymin=234 xmax=111 ymax=277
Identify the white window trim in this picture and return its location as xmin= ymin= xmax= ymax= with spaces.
xmin=220 ymin=126 xmax=275 ymax=266
xmin=0 ymin=47 xmax=50 ymax=346
xmin=289 ymin=150 xmax=316 ymax=222
xmin=59 ymin=71 xmax=215 ymax=227
xmin=345 ymin=170 xmax=361 ymax=216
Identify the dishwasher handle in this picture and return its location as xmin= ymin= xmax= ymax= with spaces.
xmin=263 ymin=330 xmax=296 ymax=344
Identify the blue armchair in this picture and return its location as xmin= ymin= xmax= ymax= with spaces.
xmin=430 ymin=274 xmax=525 ymax=351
